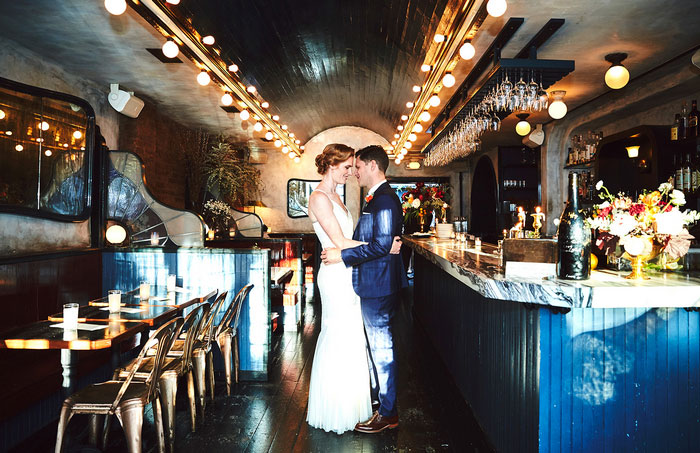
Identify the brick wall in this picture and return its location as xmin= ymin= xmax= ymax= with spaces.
xmin=117 ymin=102 xmax=190 ymax=209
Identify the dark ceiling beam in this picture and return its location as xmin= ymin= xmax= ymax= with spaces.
xmin=513 ymin=18 xmax=566 ymax=59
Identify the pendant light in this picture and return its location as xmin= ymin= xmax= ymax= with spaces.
xmin=162 ymin=39 xmax=179 ymax=58
xmin=196 ymin=70 xmax=211 ymax=86
xmin=604 ymin=52 xmax=630 ymax=90
xmin=486 ymin=0 xmax=507 ymax=17
xmin=442 ymin=72 xmax=456 ymax=88
xmin=515 ymin=113 xmax=531 ymax=136
xmin=459 ymin=41 xmax=476 ymax=60
xmin=220 ymin=92 xmax=233 ymax=106
xmin=104 ymin=0 xmax=127 ymax=15
xmin=548 ymin=91 xmax=568 ymax=119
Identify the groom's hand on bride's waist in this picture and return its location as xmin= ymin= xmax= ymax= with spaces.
xmin=321 ymin=248 xmax=342 ymax=264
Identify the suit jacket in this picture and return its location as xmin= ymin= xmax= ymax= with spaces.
xmin=341 ymin=181 xmax=408 ymax=298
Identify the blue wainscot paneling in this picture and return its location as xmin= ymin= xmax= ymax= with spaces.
xmin=102 ymin=247 xmax=271 ymax=380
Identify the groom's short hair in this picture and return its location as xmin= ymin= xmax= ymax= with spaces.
xmin=356 ymin=145 xmax=389 ymax=174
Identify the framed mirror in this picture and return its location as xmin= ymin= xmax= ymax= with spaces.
xmin=0 ymin=77 xmax=95 ymax=220
xmin=287 ymin=179 xmax=345 ymax=218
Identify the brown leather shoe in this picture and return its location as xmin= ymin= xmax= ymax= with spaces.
xmin=354 ymin=411 xmax=399 ymax=433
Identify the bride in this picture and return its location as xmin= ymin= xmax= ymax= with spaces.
xmin=306 ymin=143 xmax=400 ymax=434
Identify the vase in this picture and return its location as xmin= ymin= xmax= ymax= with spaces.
xmin=404 ymin=211 xmax=433 ymax=234
xmin=621 ymin=236 xmax=659 ymax=280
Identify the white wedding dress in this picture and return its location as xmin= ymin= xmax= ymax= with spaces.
xmin=307 ymin=190 xmax=372 ymax=434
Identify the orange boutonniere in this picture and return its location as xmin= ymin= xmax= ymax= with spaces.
xmin=365 ymin=194 xmax=374 ymax=203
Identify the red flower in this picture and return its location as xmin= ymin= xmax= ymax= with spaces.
xmin=598 ymin=206 xmax=612 ymax=218
xmin=628 ymin=203 xmax=646 ymax=216
xmin=419 ymin=195 xmax=423 ymax=201
xmin=365 ymin=194 xmax=374 ymax=203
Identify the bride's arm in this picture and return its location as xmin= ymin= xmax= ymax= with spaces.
xmin=309 ymin=192 xmax=363 ymax=249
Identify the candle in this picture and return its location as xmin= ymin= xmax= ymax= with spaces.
xmin=150 ymin=232 xmax=159 ymax=246
xmin=139 ymin=281 xmax=150 ymax=300
xmin=167 ymin=274 xmax=176 ymax=292
xmin=108 ymin=290 xmax=121 ymax=313
xmin=63 ymin=303 xmax=79 ymax=330
xmin=207 ymin=229 xmax=215 ymax=240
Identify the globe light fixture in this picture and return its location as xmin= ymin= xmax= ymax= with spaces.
xmin=401 ymin=115 xmax=408 ymax=121
xmin=434 ymin=34 xmax=446 ymax=43
xmin=39 ymin=121 xmax=50 ymax=131
xmin=281 ymin=124 xmax=288 ymax=130
xmin=295 ymin=139 xmax=301 ymax=144
xmin=161 ymin=39 xmax=179 ymax=59
xmin=548 ymin=90 xmax=568 ymax=119
xmin=202 ymin=35 xmax=215 ymax=45
xmin=419 ymin=110 xmax=431 ymax=122
xmin=626 ymin=145 xmax=640 ymax=158
xmin=239 ymin=109 xmax=250 ymax=121
xmin=196 ymin=70 xmax=211 ymax=86
xmin=73 ymin=131 xmax=83 ymax=139
xmin=397 ymin=125 xmax=404 ymax=131
xmin=459 ymin=41 xmax=476 ymax=60
xmin=106 ymin=224 xmax=128 ymax=244
xmin=442 ymin=72 xmax=456 ymax=88
xmin=395 ymin=158 xmax=402 ymax=165
xmin=44 ymin=149 xmax=52 ymax=157
xmin=294 ymin=156 xmax=300 ymax=163
xmin=412 ymin=85 xmax=421 ymax=93
xmin=408 ymin=133 xmax=418 ymax=142
xmin=272 ymin=115 xmax=280 ymax=121
xmin=394 ymin=133 xmax=400 ymax=138
xmin=486 ymin=0 xmax=507 ymax=17
xmin=0 ymin=109 xmax=5 ymax=119
xmin=246 ymin=85 xmax=256 ymax=94
xmin=228 ymin=64 xmax=239 ymax=72
xmin=15 ymin=144 xmax=23 ymax=152
xmin=429 ymin=94 xmax=441 ymax=107
xmin=515 ymin=113 xmax=531 ymax=136
xmin=104 ymin=0 xmax=127 ymax=15
xmin=421 ymin=64 xmax=432 ymax=72
xmin=265 ymin=131 xmax=274 ymax=140
xmin=604 ymin=52 xmax=630 ymax=90
xmin=166 ymin=0 xmax=180 ymax=4
xmin=412 ymin=123 xmax=424 ymax=133
xmin=221 ymin=92 xmax=233 ymax=106
xmin=400 ymin=148 xmax=408 ymax=155
xmin=282 ymin=146 xmax=289 ymax=154
xmin=406 ymin=102 xmax=414 ymax=108
xmin=288 ymin=152 xmax=295 ymax=159
xmin=404 ymin=141 xmax=412 ymax=149
xmin=274 ymin=139 xmax=282 ymax=147
xmin=261 ymin=101 xmax=269 ymax=109
xmin=253 ymin=122 xmax=263 ymax=132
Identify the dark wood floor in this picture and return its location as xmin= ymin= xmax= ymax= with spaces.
xmin=15 ymin=284 xmax=493 ymax=452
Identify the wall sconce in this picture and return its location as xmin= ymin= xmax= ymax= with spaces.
xmin=604 ymin=53 xmax=630 ymax=90
xmin=548 ymin=91 xmax=568 ymax=119
xmin=626 ymin=145 xmax=639 ymax=158
xmin=106 ymin=223 xmax=128 ymax=245
xmin=515 ymin=113 xmax=531 ymax=136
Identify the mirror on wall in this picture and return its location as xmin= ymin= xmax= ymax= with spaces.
xmin=0 ymin=77 xmax=94 ymax=220
xmin=287 ymin=179 xmax=345 ymax=218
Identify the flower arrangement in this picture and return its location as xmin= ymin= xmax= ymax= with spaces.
xmin=401 ymin=182 xmax=451 ymax=223
xmin=203 ymin=199 xmax=234 ymax=231
xmin=586 ymin=180 xmax=700 ymax=267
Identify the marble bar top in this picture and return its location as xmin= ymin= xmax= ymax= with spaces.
xmin=403 ymin=235 xmax=700 ymax=309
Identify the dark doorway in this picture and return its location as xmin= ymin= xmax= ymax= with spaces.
xmin=470 ymin=156 xmax=499 ymax=244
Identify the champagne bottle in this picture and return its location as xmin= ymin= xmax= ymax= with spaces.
xmin=557 ymin=173 xmax=591 ymax=280
xmin=680 ymin=101 xmax=688 ymax=140
xmin=675 ymin=150 xmax=684 ymax=191
xmin=689 ymin=100 xmax=699 ymax=138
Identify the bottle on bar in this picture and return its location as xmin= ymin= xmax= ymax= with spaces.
xmin=692 ymin=147 xmax=700 ymax=194
xmin=675 ymin=150 xmax=684 ymax=191
xmin=680 ymin=101 xmax=688 ymax=140
xmin=671 ymin=114 xmax=680 ymax=141
xmin=689 ymin=100 xmax=698 ymax=138
xmin=684 ymin=152 xmax=692 ymax=193
xmin=557 ymin=172 xmax=591 ymax=280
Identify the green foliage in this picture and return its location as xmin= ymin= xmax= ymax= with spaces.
xmin=202 ymin=139 xmax=262 ymax=208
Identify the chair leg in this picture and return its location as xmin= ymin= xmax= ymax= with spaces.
xmin=233 ymin=335 xmax=240 ymax=385
xmin=119 ymin=404 xmax=144 ymax=453
xmin=192 ymin=352 xmax=207 ymax=417
xmin=159 ymin=374 xmax=177 ymax=453
xmin=88 ymin=414 xmax=100 ymax=446
xmin=218 ymin=335 xmax=232 ymax=396
xmin=102 ymin=414 xmax=113 ymax=450
xmin=207 ymin=350 xmax=215 ymax=401
xmin=153 ymin=398 xmax=166 ymax=453
xmin=54 ymin=405 xmax=74 ymax=453
xmin=187 ymin=369 xmax=197 ymax=431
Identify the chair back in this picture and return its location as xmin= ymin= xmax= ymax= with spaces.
xmin=110 ymin=317 xmax=182 ymax=412
xmin=177 ymin=302 xmax=209 ymax=374
xmin=199 ymin=291 xmax=227 ymax=345
xmin=215 ymin=285 xmax=251 ymax=339
xmin=229 ymin=284 xmax=254 ymax=334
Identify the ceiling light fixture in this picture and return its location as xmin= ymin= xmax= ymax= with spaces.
xmin=604 ymin=52 xmax=630 ymax=90
xmin=246 ymin=85 xmax=256 ymax=94
xmin=39 ymin=121 xmax=50 ymax=131
xmin=429 ymin=94 xmax=441 ymax=107
xmin=413 ymin=123 xmax=424 ymax=133
xmin=15 ymin=144 xmax=23 ymax=152
xmin=165 ymin=0 xmax=180 ymax=4
xmin=261 ymin=101 xmax=269 ymax=109
xmin=412 ymin=85 xmax=421 ymax=93
xmin=395 ymin=158 xmax=402 ymax=165
xmin=202 ymin=35 xmax=215 ymax=45
xmin=419 ymin=110 xmax=431 ymax=122
xmin=434 ymin=34 xmax=446 ymax=43
xmin=281 ymin=124 xmax=288 ymax=130
xmin=442 ymin=72 xmax=456 ymax=88
xmin=408 ymin=133 xmax=417 ymax=142
xmin=397 ymin=125 xmax=404 ymax=131
xmin=486 ymin=0 xmax=507 ymax=18
xmin=282 ymin=146 xmax=289 ymax=154
xmin=221 ymin=92 xmax=233 ymax=106
xmin=294 ymin=156 xmax=300 ymax=163
xmin=407 ymin=161 xmax=421 ymax=170
xmin=272 ymin=115 xmax=280 ymax=121
xmin=196 ymin=70 xmax=211 ymax=86
xmin=400 ymin=148 xmax=408 ymax=155
xmin=274 ymin=139 xmax=282 ymax=148
xmin=548 ymin=90 xmax=568 ymax=119
xmin=265 ymin=131 xmax=274 ymax=140
xmin=459 ymin=41 xmax=476 ymax=60
xmin=406 ymin=102 xmax=414 ymax=108
xmin=288 ymin=151 xmax=296 ymax=159
xmin=401 ymin=115 xmax=408 ymax=121
xmin=391 ymin=140 xmax=397 ymax=146
xmin=254 ymin=122 xmax=263 ymax=132
xmin=73 ymin=131 xmax=83 ymax=139
xmin=404 ymin=141 xmax=412 ymax=149
xmin=515 ymin=113 xmax=531 ymax=136
xmin=0 ymin=109 xmax=5 ymax=119
xmin=228 ymin=64 xmax=238 ymax=72
xmin=295 ymin=139 xmax=301 ymax=144
xmin=162 ymin=39 xmax=179 ymax=58
xmin=239 ymin=109 xmax=250 ymax=121
xmin=104 ymin=0 xmax=127 ymax=16
xmin=394 ymin=133 xmax=400 ymax=138
xmin=421 ymin=64 xmax=432 ymax=72
xmin=626 ymin=145 xmax=640 ymax=158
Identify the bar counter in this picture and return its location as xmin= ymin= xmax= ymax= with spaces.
xmin=404 ymin=235 xmax=700 ymax=453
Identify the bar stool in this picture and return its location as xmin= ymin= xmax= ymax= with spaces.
xmin=54 ymin=317 xmax=183 ymax=453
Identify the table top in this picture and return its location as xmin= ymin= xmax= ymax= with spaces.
xmin=48 ymin=304 xmax=178 ymax=326
xmin=271 ymin=267 xmax=293 ymax=285
xmin=0 ymin=320 xmax=146 ymax=350
xmin=88 ymin=287 xmax=215 ymax=309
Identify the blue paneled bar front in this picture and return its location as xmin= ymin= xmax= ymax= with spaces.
xmin=405 ymin=236 xmax=700 ymax=453
xmin=102 ymin=247 xmax=271 ymax=380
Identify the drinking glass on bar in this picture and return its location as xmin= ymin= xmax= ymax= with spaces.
xmin=63 ymin=303 xmax=79 ymax=330
xmin=167 ymin=274 xmax=177 ymax=292
xmin=108 ymin=290 xmax=121 ymax=313
xmin=139 ymin=281 xmax=151 ymax=300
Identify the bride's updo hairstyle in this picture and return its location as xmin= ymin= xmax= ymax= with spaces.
xmin=315 ymin=143 xmax=354 ymax=175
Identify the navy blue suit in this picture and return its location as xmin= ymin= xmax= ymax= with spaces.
xmin=341 ymin=181 xmax=407 ymax=417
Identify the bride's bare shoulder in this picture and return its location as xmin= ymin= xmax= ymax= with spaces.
xmin=309 ymin=191 xmax=332 ymax=221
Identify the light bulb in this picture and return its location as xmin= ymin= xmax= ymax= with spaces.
xmin=254 ymin=122 xmax=263 ymax=132
xmin=626 ymin=146 xmax=640 ymax=158
xmin=202 ymin=35 xmax=215 ymax=45
xmin=408 ymin=133 xmax=417 ymax=142
xmin=434 ymin=34 xmax=445 ymax=43
xmin=605 ymin=64 xmax=630 ymax=89
xmin=515 ymin=120 xmax=531 ymax=136
xmin=104 ymin=0 xmax=127 ymax=15
xmin=404 ymin=141 xmax=412 ymax=149
xmin=406 ymin=102 xmax=414 ymax=108
xmin=289 ymin=132 xmax=295 ymax=138
xmin=162 ymin=40 xmax=179 ymax=58
xmin=395 ymin=158 xmax=401 ymax=165
xmin=412 ymin=85 xmax=421 ymax=93
xmin=401 ymin=148 xmax=408 ymax=155
xmin=6 ymin=131 xmax=12 ymax=135
xmin=300 ymin=145 xmax=305 ymax=150
xmin=73 ymin=131 xmax=82 ymax=139
xmin=265 ymin=131 xmax=274 ymax=140
xmin=239 ymin=109 xmax=250 ymax=121
xmin=281 ymin=125 xmax=287 ymax=130
xmin=407 ymin=161 xmax=421 ymax=170
xmin=261 ymin=101 xmax=269 ymax=109
xmin=44 ymin=149 xmax=52 ymax=157
xmin=0 ymin=109 xmax=5 ymax=120
xmin=272 ymin=115 xmax=280 ymax=121
xmin=228 ymin=64 xmax=239 ymax=72
xmin=295 ymin=139 xmax=301 ymax=144
xmin=391 ymin=140 xmax=397 ymax=146
xmin=105 ymin=224 xmax=127 ymax=244
xmin=274 ymin=139 xmax=282 ymax=148
xmin=397 ymin=125 xmax=404 ymax=131
xmin=288 ymin=151 xmax=295 ymax=159
xmin=282 ymin=146 xmax=289 ymax=154
xmin=221 ymin=92 xmax=233 ymax=106
xmin=401 ymin=115 xmax=408 ymax=121
xmin=165 ymin=0 xmax=180 ymax=4
xmin=413 ymin=123 xmax=424 ymax=133
xmin=442 ymin=73 xmax=456 ymax=87
xmin=39 ymin=121 xmax=49 ymax=131
xmin=421 ymin=64 xmax=432 ymax=72
xmin=459 ymin=42 xmax=476 ymax=60
xmin=419 ymin=110 xmax=431 ymax=122
xmin=197 ymin=70 xmax=211 ymax=86
xmin=394 ymin=133 xmax=400 ymax=138
xmin=429 ymin=94 xmax=441 ymax=107
xmin=486 ymin=0 xmax=507 ymax=17
xmin=15 ymin=144 xmax=23 ymax=152
xmin=548 ymin=91 xmax=567 ymax=119
xmin=247 ymin=85 xmax=256 ymax=94
xmin=294 ymin=156 xmax=300 ymax=163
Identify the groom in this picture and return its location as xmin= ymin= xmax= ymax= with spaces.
xmin=321 ymin=145 xmax=407 ymax=433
